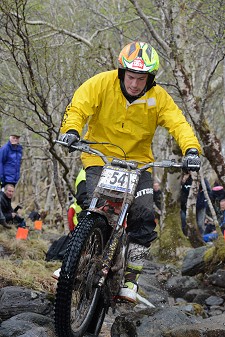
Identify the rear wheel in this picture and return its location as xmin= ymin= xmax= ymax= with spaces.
xmin=54 ymin=213 xmax=108 ymax=337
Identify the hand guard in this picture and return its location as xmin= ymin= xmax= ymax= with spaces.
xmin=60 ymin=130 xmax=80 ymax=152
xmin=183 ymin=148 xmax=200 ymax=172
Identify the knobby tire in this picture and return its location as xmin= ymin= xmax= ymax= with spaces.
xmin=54 ymin=213 xmax=108 ymax=337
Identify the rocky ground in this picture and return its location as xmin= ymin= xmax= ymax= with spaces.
xmin=1 ymin=244 xmax=225 ymax=336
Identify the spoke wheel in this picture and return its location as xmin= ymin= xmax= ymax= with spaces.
xmin=54 ymin=213 xmax=108 ymax=337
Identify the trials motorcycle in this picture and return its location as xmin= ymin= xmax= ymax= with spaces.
xmin=54 ymin=139 xmax=199 ymax=337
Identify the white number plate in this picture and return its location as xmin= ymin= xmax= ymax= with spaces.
xmin=98 ymin=167 xmax=138 ymax=193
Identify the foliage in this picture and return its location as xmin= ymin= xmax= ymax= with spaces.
xmin=202 ymin=237 xmax=225 ymax=274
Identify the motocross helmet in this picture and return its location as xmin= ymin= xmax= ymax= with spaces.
xmin=118 ymin=41 xmax=159 ymax=74
xmin=118 ymin=42 xmax=159 ymax=96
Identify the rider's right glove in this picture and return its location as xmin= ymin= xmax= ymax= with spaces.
xmin=183 ymin=148 xmax=201 ymax=172
xmin=60 ymin=130 xmax=80 ymax=153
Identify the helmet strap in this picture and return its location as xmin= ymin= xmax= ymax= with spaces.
xmin=146 ymin=74 xmax=156 ymax=91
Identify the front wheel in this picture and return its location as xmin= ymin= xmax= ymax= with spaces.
xmin=54 ymin=213 xmax=108 ymax=337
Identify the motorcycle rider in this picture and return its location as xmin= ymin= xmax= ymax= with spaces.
xmin=60 ymin=41 xmax=201 ymax=303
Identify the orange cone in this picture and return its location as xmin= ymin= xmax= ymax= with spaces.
xmin=34 ymin=220 xmax=43 ymax=230
xmin=16 ymin=227 xmax=29 ymax=240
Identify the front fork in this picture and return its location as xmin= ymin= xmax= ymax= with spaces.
xmin=88 ymin=197 xmax=129 ymax=287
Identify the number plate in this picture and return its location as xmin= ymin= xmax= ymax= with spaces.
xmin=98 ymin=166 xmax=138 ymax=193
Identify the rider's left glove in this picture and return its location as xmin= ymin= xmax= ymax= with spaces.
xmin=183 ymin=148 xmax=201 ymax=172
xmin=61 ymin=130 xmax=80 ymax=153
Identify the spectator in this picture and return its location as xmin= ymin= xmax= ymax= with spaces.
xmin=153 ymin=181 xmax=162 ymax=221
xmin=203 ymin=199 xmax=225 ymax=243
xmin=180 ymin=172 xmax=211 ymax=235
xmin=0 ymin=184 xmax=25 ymax=229
xmin=67 ymin=168 xmax=86 ymax=232
xmin=219 ymin=199 xmax=225 ymax=235
xmin=0 ymin=132 xmax=23 ymax=188
xmin=211 ymin=182 xmax=225 ymax=219
xmin=202 ymin=217 xmax=218 ymax=243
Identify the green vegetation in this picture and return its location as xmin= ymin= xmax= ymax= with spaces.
xmin=0 ymin=226 xmax=61 ymax=293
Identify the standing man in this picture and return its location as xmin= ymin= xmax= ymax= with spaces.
xmin=0 ymin=132 xmax=23 ymax=188
xmin=60 ymin=41 xmax=201 ymax=302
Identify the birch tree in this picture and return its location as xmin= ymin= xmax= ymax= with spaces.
xmin=129 ymin=0 xmax=225 ymax=182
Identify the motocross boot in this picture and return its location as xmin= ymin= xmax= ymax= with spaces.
xmin=118 ymin=242 xmax=149 ymax=303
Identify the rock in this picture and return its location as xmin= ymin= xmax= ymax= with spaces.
xmin=0 ymin=312 xmax=54 ymax=337
xmin=205 ymin=295 xmax=224 ymax=306
xmin=183 ymin=288 xmax=213 ymax=304
xmin=1 ymin=255 xmax=225 ymax=337
xmin=0 ymin=286 xmax=54 ymax=320
xmin=181 ymin=246 xmax=208 ymax=276
xmin=111 ymin=306 xmax=200 ymax=337
xmin=165 ymin=275 xmax=199 ymax=297
xmin=207 ymin=269 xmax=225 ymax=288
xmin=162 ymin=313 xmax=225 ymax=336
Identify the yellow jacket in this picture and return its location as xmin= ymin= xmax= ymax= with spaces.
xmin=61 ymin=70 xmax=201 ymax=168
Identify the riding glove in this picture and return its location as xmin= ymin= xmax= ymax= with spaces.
xmin=61 ymin=130 xmax=80 ymax=152
xmin=183 ymin=148 xmax=201 ymax=172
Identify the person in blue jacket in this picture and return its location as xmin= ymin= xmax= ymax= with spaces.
xmin=0 ymin=132 xmax=23 ymax=188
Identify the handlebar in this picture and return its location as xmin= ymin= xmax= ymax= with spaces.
xmin=55 ymin=139 xmax=110 ymax=163
xmin=54 ymin=139 xmax=200 ymax=171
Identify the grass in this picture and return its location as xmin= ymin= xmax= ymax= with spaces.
xmin=0 ymin=224 xmax=63 ymax=294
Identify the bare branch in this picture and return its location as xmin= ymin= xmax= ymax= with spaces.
xmin=201 ymin=53 xmax=225 ymax=112
xmin=128 ymin=0 xmax=170 ymax=53
xmin=11 ymin=14 xmax=93 ymax=47
xmin=188 ymin=0 xmax=204 ymax=21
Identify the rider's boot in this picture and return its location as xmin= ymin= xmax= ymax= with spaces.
xmin=118 ymin=242 xmax=149 ymax=303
